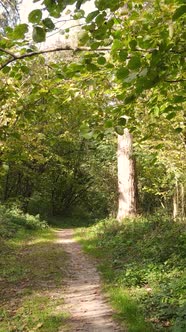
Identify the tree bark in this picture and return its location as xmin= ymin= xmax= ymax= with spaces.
xmin=173 ymin=178 xmax=179 ymax=219
xmin=181 ymin=183 xmax=185 ymax=219
xmin=117 ymin=128 xmax=137 ymax=221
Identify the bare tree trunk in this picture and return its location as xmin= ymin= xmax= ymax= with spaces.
xmin=117 ymin=128 xmax=137 ymax=221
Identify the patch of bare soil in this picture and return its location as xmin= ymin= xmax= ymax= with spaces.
xmin=56 ymin=229 xmax=125 ymax=332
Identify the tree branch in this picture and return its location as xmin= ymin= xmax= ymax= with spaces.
xmin=0 ymin=47 xmax=18 ymax=59
xmin=47 ymin=23 xmax=84 ymax=39
xmin=0 ymin=46 xmax=111 ymax=70
xmin=1 ymin=44 xmax=184 ymax=71
xmin=165 ymin=79 xmax=186 ymax=83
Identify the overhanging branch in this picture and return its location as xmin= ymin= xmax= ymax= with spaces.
xmin=0 ymin=47 xmax=18 ymax=59
xmin=0 ymin=46 xmax=110 ymax=70
xmin=0 ymin=44 xmax=184 ymax=71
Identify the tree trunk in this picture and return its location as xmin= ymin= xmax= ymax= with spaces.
xmin=173 ymin=178 xmax=179 ymax=219
xmin=117 ymin=128 xmax=137 ymax=221
xmin=181 ymin=183 xmax=185 ymax=219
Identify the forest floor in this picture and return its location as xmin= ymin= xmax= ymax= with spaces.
xmin=58 ymin=228 xmax=124 ymax=332
xmin=1 ymin=213 xmax=185 ymax=332
xmin=0 ymin=228 xmax=69 ymax=332
xmin=0 ymin=227 xmax=124 ymax=332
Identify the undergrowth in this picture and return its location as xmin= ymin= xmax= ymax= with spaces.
xmin=0 ymin=205 xmax=48 ymax=239
xmin=76 ymin=215 xmax=186 ymax=332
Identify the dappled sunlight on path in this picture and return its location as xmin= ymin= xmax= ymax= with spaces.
xmin=56 ymin=229 xmax=124 ymax=332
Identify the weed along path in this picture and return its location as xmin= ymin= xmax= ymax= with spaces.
xmin=56 ymin=229 xmax=123 ymax=332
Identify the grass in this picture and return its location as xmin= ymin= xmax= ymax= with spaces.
xmin=110 ymin=288 xmax=152 ymax=332
xmin=0 ymin=223 xmax=69 ymax=332
xmin=76 ymin=215 xmax=186 ymax=332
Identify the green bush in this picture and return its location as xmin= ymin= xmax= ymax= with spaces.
xmin=0 ymin=205 xmax=48 ymax=239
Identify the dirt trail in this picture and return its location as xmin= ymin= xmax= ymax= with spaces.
xmin=56 ymin=229 xmax=124 ymax=332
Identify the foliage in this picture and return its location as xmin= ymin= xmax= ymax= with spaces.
xmin=0 ymin=0 xmax=185 ymax=219
xmin=0 ymin=58 xmax=118 ymax=218
xmin=0 ymin=1 xmax=185 ymax=329
xmin=77 ymin=216 xmax=186 ymax=331
xmin=0 ymin=205 xmax=48 ymax=239
xmin=0 ymin=50 xmax=185 ymax=217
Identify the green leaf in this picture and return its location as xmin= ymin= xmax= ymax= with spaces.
xmin=173 ymin=5 xmax=186 ymax=20
xmin=115 ymin=126 xmax=124 ymax=135
xmin=153 ymin=106 xmax=160 ymax=117
xmin=76 ymin=0 xmax=84 ymax=10
xmin=73 ymin=10 xmax=85 ymax=20
xmin=119 ymin=50 xmax=128 ymax=61
xmin=129 ymin=40 xmax=137 ymax=50
xmin=80 ymin=123 xmax=94 ymax=139
xmin=90 ymin=41 xmax=100 ymax=50
xmin=173 ymin=95 xmax=185 ymax=103
xmin=86 ymin=10 xmax=99 ymax=23
xmin=124 ymin=95 xmax=136 ymax=104
xmin=162 ymin=105 xmax=173 ymax=113
xmin=2 ymin=66 xmax=11 ymax=74
xmin=112 ymin=39 xmax=123 ymax=52
xmin=68 ymin=63 xmax=84 ymax=73
xmin=32 ymin=26 xmax=46 ymax=43
xmin=21 ymin=66 xmax=30 ymax=74
xmin=13 ymin=24 xmax=28 ymax=40
xmin=97 ymin=56 xmax=106 ymax=65
xmin=116 ymin=68 xmax=129 ymax=80
xmin=43 ymin=0 xmax=62 ymax=18
xmin=94 ymin=25 xmax=107 ymax=40
xmin=42 ymin=18 xmax=55 ymax=30
xmin=118 ymin=117 xmax=127 ymax=126
xmin=96 ymin=13 xmax=106 ymax=26
xmin=174 ymin=127 xmax=182 ymax=133
xmin=86 ymin=63 xmax=99 ymax=72
xmin=10 ymin=132 xmax=21 ymax=139
xmin=128 ymin=56 xmax=141 ymax=70
xmin=80 ymin=123 xmax=89 ymax=131
xmin=155 ymin=144 xmax=164 ymax=149
xmin=105 ymin=120 xmax=113 ymax=128
xmin=28 ymin=9 xmax=42 ymax=24
xmin=5 ymin=26 xmax=13 ymax=34
xmin=78 ymin=31 xmax=89 ymax=45
xmin=166 ymin=112 xmax=176 ymax=120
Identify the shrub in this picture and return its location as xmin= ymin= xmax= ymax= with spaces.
xmin=0 ymin=205 xmax=48 ymax=239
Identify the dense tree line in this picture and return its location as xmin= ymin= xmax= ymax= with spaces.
xmin=0 ymin=0 xmax=185 ymax=219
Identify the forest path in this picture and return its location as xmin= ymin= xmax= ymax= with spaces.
xmin=56 ymin=229 xmax=124 ymax=332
